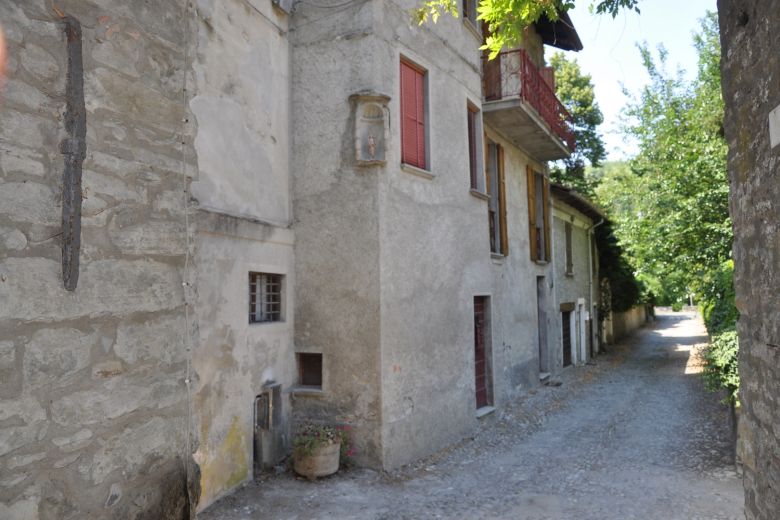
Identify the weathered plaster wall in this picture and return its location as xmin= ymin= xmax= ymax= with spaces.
xmin=291 ymin=0 xmax=555 ymax=468
xmin=190 ymin=0 xmax=290 ymax=227
xmin=192 ymin=215 xmax=294 ymax=510
xmin=188 ymin=0 xmax=294 ymax=510
xmin=552 ymin=204 xmax=596 ymax=368
xmin=289 ymin=0 xmax=384 ymax=467
xmin=718 ymin=2 xmax=780 ymax=517
xmin=0 ymin=1 xmax=194 ymax=518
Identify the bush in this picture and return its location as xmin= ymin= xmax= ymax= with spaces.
xmin=701 ymin=329 xmax=739 ymax=405
xmin=671 ymin=302 xmax=683 ymax=312
xmin=698 ymin=260 xmax=738 ymax=334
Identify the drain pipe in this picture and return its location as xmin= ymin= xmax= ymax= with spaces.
xmin=587 ymin=218 xmax=605 ymax=355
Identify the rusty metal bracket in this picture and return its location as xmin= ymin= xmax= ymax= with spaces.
xmin=60 ymin=15 xmax=86 ymax=291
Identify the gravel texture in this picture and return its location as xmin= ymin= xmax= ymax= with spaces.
xmin=199 ymin=311 xmax=744 ymax=520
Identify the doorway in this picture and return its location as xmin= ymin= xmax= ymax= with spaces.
xmin=474 ymin=296 xmax=493 ymax=409
xmin=536 ymin=277 xmax=549 ymax=375
xmin=562 ymin=310 xmax=572 ymax=367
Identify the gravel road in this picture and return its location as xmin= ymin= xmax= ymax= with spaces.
xmin=199 ymin=310 xmax=744 ymax=520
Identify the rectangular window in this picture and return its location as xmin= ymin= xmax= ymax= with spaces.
xmin=249 ymin=272 xmax=283 ymax=323
xmin=527 ymin=167 xmax=551 ymax=262
xmin=297 ymin=353 xmax=323 ymax=388
xmin=400 ymin=59 xmax=427 ymax=169
xmin=467 ymin=104 xmax=483 ymax=191
xmin=463 ymin=0 xmax=478 ymax=24
xmin=565 ymin=221 xmax=574 ymax=275
xmin=486 ymin=140 xmax=507 ymax=255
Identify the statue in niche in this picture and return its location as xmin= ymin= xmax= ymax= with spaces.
xmin=368 ymin=134 xmax=377 ymax=160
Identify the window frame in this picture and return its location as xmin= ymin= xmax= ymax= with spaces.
xmin=467 ymin=102 xmax=485 ymax=193
xmin=462 ymin=0 xmax=479 ymax=29
xmin=527 ymin=167 xmax=551 ymax=262
xmin=248 ymin=272 xmax=284 ymax=324
xmin=486 ymin=139 xmax=508 ymax=256
xmin=400 ymin=58 xmax=429 ymax=171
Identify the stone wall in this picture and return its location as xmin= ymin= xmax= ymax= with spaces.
xmin=718 ymin=1 xmax=780 ymax=517
xmin=0 ymin=1 xmax=194 ymax=518
xmin=604 ymin=306 xmax=648 ymax=345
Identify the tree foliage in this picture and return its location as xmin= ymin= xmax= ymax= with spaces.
xmin=414 ymin=0 xmax=640 ymax=58
xmin=595 ymin=12 xmax=730 ymax=305
xmin=549 ymin=52 xmax=606 ymax=197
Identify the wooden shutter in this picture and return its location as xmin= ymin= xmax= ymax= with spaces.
xmin=527 ymin=166 xmax=537 ymax=262
xmin=565 ymin=222 xmax=573 ymax=274
xmin=467 ymin=107 xmax=477 ymax=189
xmin=542 ymin=176 xmax=551 ymax=261
xmin=401 ymin=60 xmax=426 ymax=169
xmin=415 ymin=69 xmax=425 ymax=167
xmin=498 ymin=145 xmax=508 ymax=256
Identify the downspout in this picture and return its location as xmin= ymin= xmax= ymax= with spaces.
xmin=587 ymin=218 xmax=605 ymax=355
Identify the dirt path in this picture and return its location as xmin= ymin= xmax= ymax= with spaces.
xmin=199 ymin=311 xmax=744 ymax=520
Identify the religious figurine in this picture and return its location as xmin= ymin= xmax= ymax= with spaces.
xmin=368 ymin=134 xmax=377 ymax=159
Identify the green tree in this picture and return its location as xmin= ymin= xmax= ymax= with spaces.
xmin=549 ymin=52 xmax=606 ymax=197
xmin=414 ymin=0 xmax=640 ymax=57
xmin=596 ymin=12 xmax=730 ymax=304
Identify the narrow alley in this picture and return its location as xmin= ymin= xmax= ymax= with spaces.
xmin=200 ymin=310 xmax=743 ymax=520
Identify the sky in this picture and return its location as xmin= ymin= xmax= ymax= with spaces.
xmin=562 ymin=0 xmax=717 ymax=160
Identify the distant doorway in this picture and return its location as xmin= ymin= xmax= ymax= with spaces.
xmin=536 ymin=277 xmax=549 ymax=374
xmin=474 ymin=296 xmax=493 ymax=409
xmin=562 ymin=310 xmax=573 ymax=367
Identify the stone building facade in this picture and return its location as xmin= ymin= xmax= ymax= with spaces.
xmin=290 ymin=0 xmax=583 ymax=469
xmin=0 ymin=0 xmax=294 ymax=517
xmin=550 ymin=183 xmax=603 ymax=370
xmin=0 ymin=0 xmax=596 ymax=517
xmin=718 ymin=1 xmax=780 ymax=518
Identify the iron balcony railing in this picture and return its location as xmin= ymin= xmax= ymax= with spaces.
xmin=482 ymin=49 xmax=576 ymax=152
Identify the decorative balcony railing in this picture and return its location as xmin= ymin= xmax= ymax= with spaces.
xmin=482 ymin=49 xmax=576 ymax=152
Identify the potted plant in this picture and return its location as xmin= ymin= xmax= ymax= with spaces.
xmin=292 ymin=424 xmax=352 ymax=480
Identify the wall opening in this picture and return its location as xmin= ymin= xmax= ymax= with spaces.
xmin=297 ymin=353 xmax=323 ymax=388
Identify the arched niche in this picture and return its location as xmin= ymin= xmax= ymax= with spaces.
xmin=349 ymin=92 xmax=391 ymax=167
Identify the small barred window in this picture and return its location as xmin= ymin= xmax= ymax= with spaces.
xmin=249 ymin=272 xmax=283 ymax=323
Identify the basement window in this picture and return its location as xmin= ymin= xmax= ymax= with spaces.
xmin=249 ymin=272 xmax=283 ymax=323
xmin=297 ymin=353 xmax=323 ymax=388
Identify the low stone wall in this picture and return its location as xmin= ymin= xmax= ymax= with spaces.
xmin=604 ymin=305 xmax=649 ymax=344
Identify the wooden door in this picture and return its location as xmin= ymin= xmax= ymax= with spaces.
xmin=474 ymin=297 xmax=489 ymax=408
xmin=562 ymin=311 xmax=572 ymax=367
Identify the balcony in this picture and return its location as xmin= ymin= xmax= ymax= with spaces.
xmin=481 ymin=49 xmax=575 ymax=161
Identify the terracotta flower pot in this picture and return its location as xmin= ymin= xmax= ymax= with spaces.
xmin=293 ymin=440 xmax=341 ymax=480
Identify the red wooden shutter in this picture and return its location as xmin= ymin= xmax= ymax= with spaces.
xmin=400 ymin=60 xmax=426 ymax=169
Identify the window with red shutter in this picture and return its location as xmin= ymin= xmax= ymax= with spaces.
xmin=400 ymin=59 xmax=427 ymax=169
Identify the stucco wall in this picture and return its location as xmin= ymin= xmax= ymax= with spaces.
xmin=289 ymin=0 xmax=384 ymax=467
xmin=289 ymin=0 xmax=556 ymax=468
xmin=718 ymin=1 xmax=780 ymax=517
xmin=0 ymin=1 xmax=193 ymax=517
xmin=552 ymin=203 xmax=597 ymax=369
xmin=188 ymin=0 xmax=294 ymax=511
